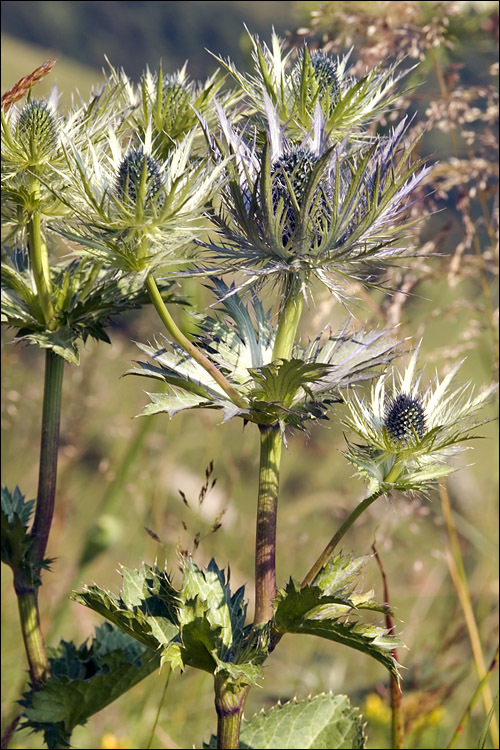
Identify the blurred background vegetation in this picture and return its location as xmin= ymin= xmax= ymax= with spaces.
xmin=1 ymin=2 xmax=498 ymax=749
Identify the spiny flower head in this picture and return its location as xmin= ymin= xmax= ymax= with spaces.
xmin=342 ymin=347 xmax=497 ymax=493
xmin=115 ymin=148 xmax=164 ymax=209
xmin=212 ymin=29 xmax=409 ymax=143
xmin=384 ymin=393 xmax=426 ymax=446
xmin=202 ymin=97 xmax=430 ymax=304
xmin=59 ymin=124 xmax=227 ymax=274
xmin=291 ymin=49 xmax=341 ymax=117
xmin=127 ymin=63 xmax=238 ymax=159
xmin=16 ymin=98 xmax=59 ymax=163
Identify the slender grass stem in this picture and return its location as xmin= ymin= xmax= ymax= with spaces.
xmin=372 ymin=543 xmax=405 ymax=750
xmin=146 ymin=667 xmax=171 ymax=750
xmin=145 ymin=274 xmax=248 ymax=409
xmin=447 ymin=645 xmax=499 ymax=749
xmin=439 ymin=480 xmax=499 ymax=747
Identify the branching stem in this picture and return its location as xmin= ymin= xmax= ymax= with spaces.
xmin=145 ymin=274 xmax=248 ymax=409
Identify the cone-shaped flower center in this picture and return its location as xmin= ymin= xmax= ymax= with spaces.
xmin=17 ymin=99 xmax=58 ymax=160
xmin=309 ymin=50 xmax=339 ymax=92
xmin=385 ymin=393 xmax=426 ymax=445
xmin=271 ymin=147 xmax=324 ymax=245
xmin=292 ymin=49 xmax=340 ymax=109
xmin=116 ymin=148 xmax=164 ymax=208
xmin=162 ymin=82 xmax=191 ymax=127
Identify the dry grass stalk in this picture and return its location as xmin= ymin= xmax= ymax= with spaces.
xmin=1 ymin=59 xmax=57 ymax=112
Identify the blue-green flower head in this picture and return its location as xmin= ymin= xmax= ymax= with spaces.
xmin=212 ymin=29 xmax=410 ymax=142
xmin=384 ymin=393 xmax=426 ymax=446
xmin=271 ymin=146 xmax=330 ymax=246
xmin=292 ymin=49 xmax=340 ymax=116
xmin=115 ymin=147 xmax=164 ymax=210
xmin=342 ymin=347 xmax=497 ymax=493
xmin=204 ymin=97 xmax=431 ymax=302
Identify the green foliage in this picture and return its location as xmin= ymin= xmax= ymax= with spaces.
xmin=1 ymin=485 xmax=35 ymax=576
xmin=274 ymin=553 xmax=401 ymax=681
xmin=20 ymin=623 xmax=160 ymax=749
xmin=1 ymin=251 xmax=183 ymax=363
xmin=204 ymin=692 xmax=366 ymax=749
xmin=73 ymin=557 xmax=267 ymax=689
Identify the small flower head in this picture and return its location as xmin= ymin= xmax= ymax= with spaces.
xmin=203 ymin=98 xmax=430 ymax=304
xmin=384 ymin=393 xmax=426 ymax=446
xmin=291 ymin=49 xmax=341 ymax=117
xmin=59 ymin=124 xmax=226 ymax=274
xmin=212 ymin=29 xmax=408 ymax=142
xmin=16 ymin=98 xmax=59 ymax=163
xmin=115 ymin=148 xmax=164 ymax=210
xmin=342 ymin=347 xmax=497 ymax=494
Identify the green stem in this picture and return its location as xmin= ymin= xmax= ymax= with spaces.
xmin=27 ymin=180 xmax=55 ymax=329
xmin=14 ymin=588 xmax=49 ymax=689
xmin=254 ymin=288 xmax=304 ymax=625
xmin=10 ymin=350 xmax=64 ymax=695
xmin=30 ymin=349 xmax=65 ymax=567
xmin=145 ymin=274 xmax=248 ymax=409
xmin=301 ymin=489 xmax=384 ymax=588
xmin=214 ymin=675 xmax=247 ymax=750
xmin=272 ymin=292 xmax=304 ymax=360
xmin=255 ymin=424 xmax=283 ymax=625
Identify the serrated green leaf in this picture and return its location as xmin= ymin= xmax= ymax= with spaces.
xmin=74 ymin=558 xmax=264 ymax=688
xmin=203 ymin=693 xmax=365 ymax=749
xmin=274 ymin=554 xmax=400 ymax=681
xmin=1 ymin=485 xmax=35 ymax=572
xmin=249 ymin=359 xmax=331 ymax=408
xmin=21 ymin=624 xmax=160 ymax=743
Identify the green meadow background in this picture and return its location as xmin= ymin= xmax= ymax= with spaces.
xmin=1 ymin=2 xmax=498 ymax=748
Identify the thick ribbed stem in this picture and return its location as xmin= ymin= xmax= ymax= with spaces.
xmin=12 ymin=349 xmax=64 ymax=694
xmin=254 ymin=424 xmax=283 ymax=625
xmin=272 ymin=292 xmax=304 ymax=361
xmin=30 ymin=349 xmax=65 ymax=567
xmin=14 ymin=587 xmax=49 ymax=689
xmin=145 ymin=274 xmax=247 ymax=409
xmin=214 ymin=675 xmax=247 ymax=750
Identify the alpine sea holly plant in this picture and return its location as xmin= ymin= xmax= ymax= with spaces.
xmin=0 ymin=29 xmax=496 ymax=750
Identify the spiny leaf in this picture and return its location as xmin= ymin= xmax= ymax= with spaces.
xmin=273 ymin=553 xmax=400 ymax=682
xmin=20 ymin=623 xmax=160 ymax=746
xmin=1 ymin=485 xmax=35 ymax=574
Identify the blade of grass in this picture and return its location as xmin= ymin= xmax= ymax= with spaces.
xmin=447 ymin=646 xmax=498 ymax=749
xmin=440 ymin=480 xmax=499 ymax=748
